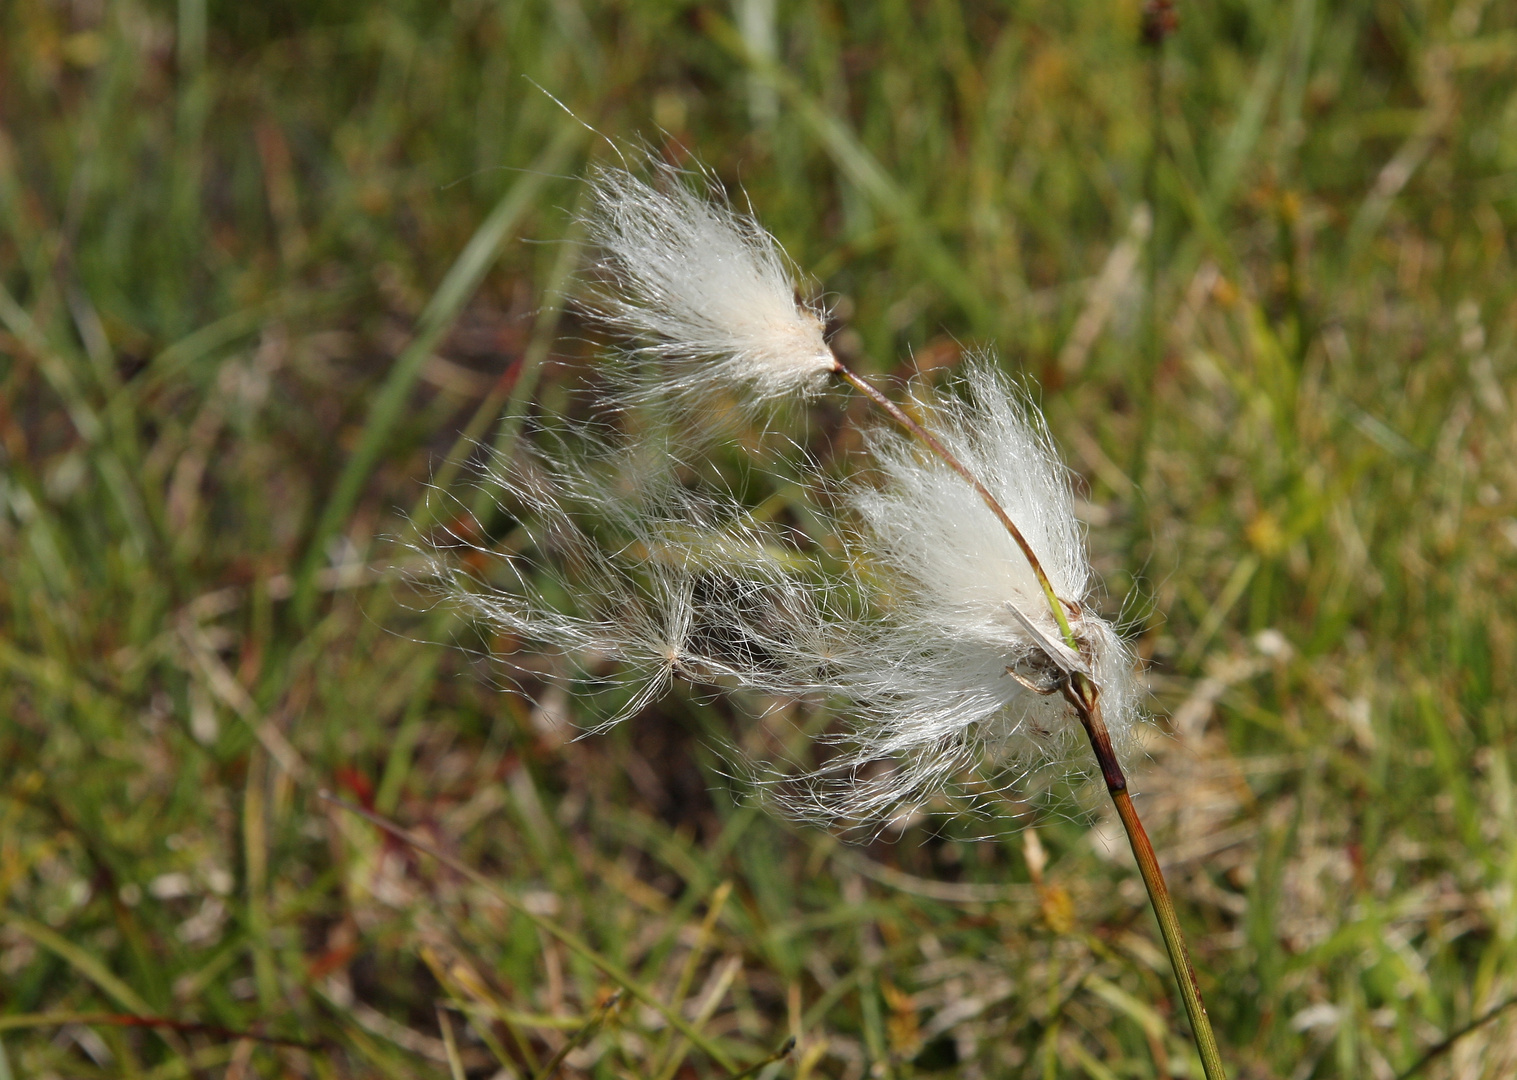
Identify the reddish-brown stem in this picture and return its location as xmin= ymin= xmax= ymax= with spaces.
xmin=1063 ymin=679 xmax=1227 ymax=1080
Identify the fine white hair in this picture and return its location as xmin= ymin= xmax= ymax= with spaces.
xmin=433 ymin=361 xmax=1143 ymax=831
xmin=427 ymin=430 xmax=836 ymax=730
xmin=776 ymin=360 xmax=1142 ymax=826
xmin=582 ymin=165 xmax=838 ymax=404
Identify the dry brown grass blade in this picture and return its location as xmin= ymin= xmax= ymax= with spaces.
xmin=1396 ymin=995 xmax=1517 ymax=1080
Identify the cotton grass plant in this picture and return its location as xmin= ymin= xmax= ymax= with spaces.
xmin=437 ymin=164 xmax=1228 ymax=1078
xmin=582 ymin=163 xmax=837 ymax=406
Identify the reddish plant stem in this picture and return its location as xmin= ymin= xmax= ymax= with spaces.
xmin=1063 ymin=676 xmax=1228 ymax=1080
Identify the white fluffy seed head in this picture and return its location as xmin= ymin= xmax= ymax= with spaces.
xmin=773 ymin=359 xmax=1143 ymax=829
xmin=582 ymin=165 xmax=837 ymax=404
xmin=852 ymin=361 xmax=1090 ymax=647
xmin=436 ymin=170 xmax=1142 ymax=831
xmin=432 ymin=359 xmax=1145 ymax=834
xmin=424 ymin=431 xmax=837 ymax=732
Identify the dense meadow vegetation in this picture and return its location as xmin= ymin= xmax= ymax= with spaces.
xmin=4 ymin=1 xmax=1517 ymax=1076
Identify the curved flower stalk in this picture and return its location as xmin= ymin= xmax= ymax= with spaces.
xmin=438 ymin=164 xmax=1228 ymax=1079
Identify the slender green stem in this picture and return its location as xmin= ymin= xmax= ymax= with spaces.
xmin=1111 ymin=790 xmax=1227 ymax=1078
xmin=1063 ymin=682 xmax=1228 ymax=1080
xmin=532 ymin=990 xmax=623 ymax=1080
xmin=1130 ymin=37 xmax=1164 ymax=493
xmin=1131 ymin=0 xmax=1171 ymax=497
xmin=726 ymin=1037 xmax=795 ymax=1079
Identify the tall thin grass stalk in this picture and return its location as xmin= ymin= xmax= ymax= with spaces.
xmin=1131 ymin=0 xmax=1176 ymax=499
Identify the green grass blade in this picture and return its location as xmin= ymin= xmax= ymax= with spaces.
xmin=293 ymin=126 xmax=583 ymax=621
xmin=322 ymin=792 xmax=740 ymax=1073
xmin=704 ymin=13 xmax=990 ymax=332
xmin=2 ymin=915 xmax=154 ymax=1016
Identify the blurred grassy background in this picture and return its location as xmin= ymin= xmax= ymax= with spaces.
xmin=4 ymin=0 xmax=1517 ymax=1076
